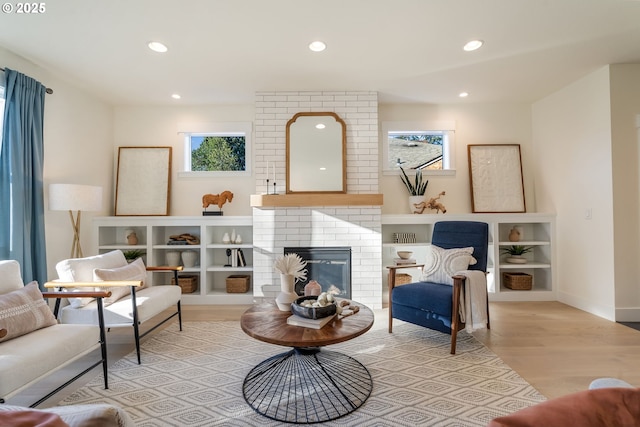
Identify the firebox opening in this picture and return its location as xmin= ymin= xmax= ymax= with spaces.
xmin=283 ymin=247 xmax=352 ymax=298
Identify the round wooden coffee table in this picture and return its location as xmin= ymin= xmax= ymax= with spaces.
xmin=240 ymin=300 xmax=374 ymax=424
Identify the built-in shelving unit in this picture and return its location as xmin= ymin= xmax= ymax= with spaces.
xmin=93 ymin=216 xmax=254 ymax=305
xmin=95 ymin=213 xmax=555 ymax=306
xmin=381 ymin=213 xmax=556 ymax=301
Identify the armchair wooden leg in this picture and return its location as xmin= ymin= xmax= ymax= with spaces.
xmin=388 ymin=268 xmax=396 ymax=333
xmin=450 ymin=282 xmax=462 ymax=355
xmin=450 ymin=328 xmax=458 ymax=355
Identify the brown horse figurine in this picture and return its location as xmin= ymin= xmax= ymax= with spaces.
xmin=202 ymin=191 xmax=234 ymax=209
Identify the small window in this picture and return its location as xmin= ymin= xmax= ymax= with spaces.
xmin=382 ymin=121 xmax=456 ymax=175
xmin=189 ymin=134 xmax=245 ymax=171
xmin=180 ymin=122 xmax=252 ymax=177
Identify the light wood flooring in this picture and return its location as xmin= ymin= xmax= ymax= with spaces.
xmin=9 ymin=301 xmax=640 ymax=408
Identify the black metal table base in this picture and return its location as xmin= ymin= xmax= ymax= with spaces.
xmin=242 ymin=348 xmax=373 ymax=424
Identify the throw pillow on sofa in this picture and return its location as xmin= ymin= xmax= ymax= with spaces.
xmin=0 ymin=409 xmax=69 ymax=427
xmin=0 ymin=282 xmax=57 ymax=342
xmin=93 ymin=257 xmax=147 ymax=305
xmin=420 ymin=245 xmax=477 ymax=285
xmin=489 ymin=387 xmax=640 ymax=427
xmin=56 ymin=250 xmax=129 ymax=308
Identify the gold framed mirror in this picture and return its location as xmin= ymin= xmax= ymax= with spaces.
xmin=286 ymin=112 xmax=346 ymax=193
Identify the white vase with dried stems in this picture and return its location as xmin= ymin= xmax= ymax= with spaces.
xmin=273 ymin=253 xmax=308 ymax=311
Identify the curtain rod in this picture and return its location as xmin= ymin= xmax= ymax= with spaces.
xmin=1 ymin=67 xmax=54 ymax=94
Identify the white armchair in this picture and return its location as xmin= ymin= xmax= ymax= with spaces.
xmin=51 ymin=250 xmax=183 ymax=364
xmin=0 ymin=260 xmax=113 ymax=407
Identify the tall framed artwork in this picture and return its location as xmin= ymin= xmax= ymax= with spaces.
xmin=468 ymin=144 xmax=525 ymax=213
xmin=115 ymin=146 xmax=171 ymax=216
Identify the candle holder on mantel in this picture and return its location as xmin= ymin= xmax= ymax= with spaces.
xmin=265 ymin=179 xmax=278 ymax=195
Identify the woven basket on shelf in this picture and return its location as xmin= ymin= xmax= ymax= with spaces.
xmin=395 ymin=273 xmax=413 ymax=286
xmin=502 ymin=272 xmax=532 ymax=290
xmin=226 ymin=275 xmax=250 ymax=293
xmin=171 ymin=275 xmax=198 ymax=293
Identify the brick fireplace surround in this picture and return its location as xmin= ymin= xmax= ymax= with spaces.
xmin=252 ymin=91 xmax=383 ymax=309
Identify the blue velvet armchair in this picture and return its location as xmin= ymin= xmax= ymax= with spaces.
xmin=387 ymin=221 xmax=490 ymax=354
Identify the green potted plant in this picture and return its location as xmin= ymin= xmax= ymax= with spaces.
xmin=123 ymin=249 xmax=145 ymax=263
xmin=400 ymin=166 xmax=428 ymax=213
xmin=399 ymin=166 xmax=428 ymax=196
xmin=500 ymin=245 xmax=533 ymax=264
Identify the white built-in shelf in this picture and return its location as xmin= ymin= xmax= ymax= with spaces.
xmin=93 ymin=216 xmax=254 ymax=305
xmin=381 ymin=213 xmax=556 ymax=302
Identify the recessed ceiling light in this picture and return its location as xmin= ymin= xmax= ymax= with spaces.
xmin=459 ymin=92 xmax=469 ymax=98
xmin=315 ymin=123 xmax=326 ymax=129
xmin=309 ymin=41 xmax=326 ymax=52
xmin=463 ymin=40 xmax=483 ymax=51
xmin=148 ymin=41 xmax=168 ymax=53
xmin=171 ymin=94 xmax=181 ymax=100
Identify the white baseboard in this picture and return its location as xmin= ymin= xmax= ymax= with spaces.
xmin=557 ymin=291 xmax=616 ymax=321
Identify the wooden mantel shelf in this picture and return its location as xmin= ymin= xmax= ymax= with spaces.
xmin=250 ymin=193 xmax=383 ymax=207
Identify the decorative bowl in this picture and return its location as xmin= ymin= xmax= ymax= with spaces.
xmin=397 ymin=250 xmax=413 ymax=259
xmin=291 ymin=296 xmax=337 ymax=320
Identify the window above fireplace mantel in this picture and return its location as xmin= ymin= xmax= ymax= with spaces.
xmin=250 ymin=193 xmax=383 ymax=207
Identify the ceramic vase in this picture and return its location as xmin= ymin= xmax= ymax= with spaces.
xmin=408 ymin=195 xmax=425 ymax=214
xmin=126 ymin=231 xmax=138 ymax=245
xmin=181 ymin=250 xmax=198 ymax=268
xmin=304 ymin=280 xmax=322 ymax=296
xmin=275 ymin=274 xmax=298 ymax=311
xmin=166 ymin=251 xmax=181 ymax=266
xmin=509 ymin=226 xmax=524 ymax=242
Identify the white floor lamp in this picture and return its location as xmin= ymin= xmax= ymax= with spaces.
xmin=49 ymin=184 xmax=103 ymax=258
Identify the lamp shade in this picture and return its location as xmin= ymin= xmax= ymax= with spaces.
xmin=49 ymin=184 xmax=103 ymax=212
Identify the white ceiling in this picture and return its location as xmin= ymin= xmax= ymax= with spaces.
xmin=1 ymin=0 xmax=639 ymax=106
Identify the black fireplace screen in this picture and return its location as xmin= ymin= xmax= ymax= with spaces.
xmin=284 ymin=247 xmax=351 ymax=298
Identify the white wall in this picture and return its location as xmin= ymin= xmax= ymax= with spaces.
xmin=609 ymin=64 xmax=640 ymax=320
xmin=112 ymin=105 xmax=255 ymax=217
xmin=532 ymin=66 xmax=616 ymax=320
xmin=378 ymin=103 xmax=535 ymax=214
xmin=0 ymin=46 xmax=113 ymax=280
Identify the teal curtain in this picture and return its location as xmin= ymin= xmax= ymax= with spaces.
xmin=0 ymin=68 xmax=47 ymax=286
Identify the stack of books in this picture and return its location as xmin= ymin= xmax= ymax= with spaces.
xmin=393 ymin=257 xmax=417 ymax=265
xmin=229 ymin=248 xmax=247 ymax=267
xmin=286 ymin=314 xmax=337 ymax=329
xmin=393 ymin=232 xmax=416 ymax=244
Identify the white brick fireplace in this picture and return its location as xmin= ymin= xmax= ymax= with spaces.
xmin=251 ymin=91 xmax=383 ymax=309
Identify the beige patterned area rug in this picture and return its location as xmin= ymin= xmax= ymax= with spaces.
xmin=59 ymin=321 xmax=545 ymax=426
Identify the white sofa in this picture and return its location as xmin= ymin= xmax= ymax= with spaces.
xmin=0 ymin=260 xmax=110 ymax=407
xmin=52 ymin=250 xmax=183 ymax=364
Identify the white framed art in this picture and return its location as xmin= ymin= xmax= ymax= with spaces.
xmin=468 ymin=144 xmax=525 ymax=213
xmin=115 ymin=146 xmax=172 ymax=216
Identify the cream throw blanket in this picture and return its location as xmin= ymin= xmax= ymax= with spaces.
xmin=455 ymin=270 xmax=488 ymax=333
